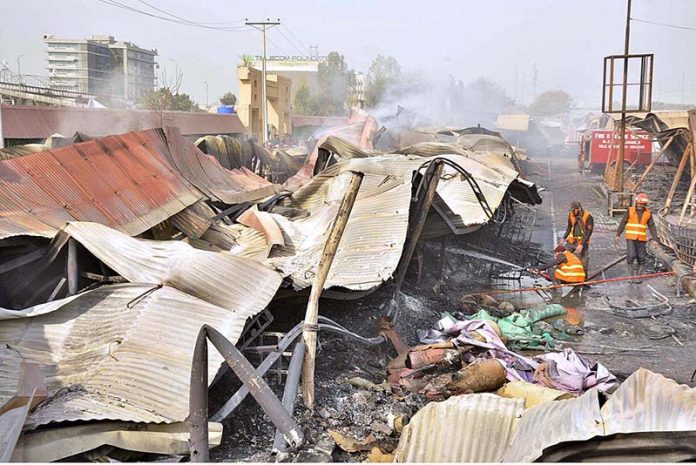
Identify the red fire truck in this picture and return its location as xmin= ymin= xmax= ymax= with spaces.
xmin=579 ymin=129 xmax=652 ymax=171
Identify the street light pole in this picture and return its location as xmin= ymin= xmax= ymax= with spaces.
xmin=245 ymin=18 xmax=280 ymax=145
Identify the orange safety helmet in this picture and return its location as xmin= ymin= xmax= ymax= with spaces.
xmin=635 ymin=193 xmax=649 ymax=204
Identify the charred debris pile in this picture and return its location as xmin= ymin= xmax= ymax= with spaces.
xmin=2 ymin=108 xmax=693 ymax=462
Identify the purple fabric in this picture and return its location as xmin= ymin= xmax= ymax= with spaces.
xmin=534 ymin=348 xmax=618 ymax=394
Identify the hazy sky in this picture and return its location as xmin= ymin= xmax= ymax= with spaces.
xmin=1 ymin=0 xmax=695 ymax=108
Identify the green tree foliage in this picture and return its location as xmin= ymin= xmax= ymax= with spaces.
xmin=314 ymin=51 xmax=352 ymax=116
xmin=366 ymin=55 xmax=402 ymax=107
xmin=529 ymin=90 xmax=572 ymax=116
xmin=140 ymin=87 xmax=201 ymax=112
xmin=219 ymin=92 xmax=237 ymax=106
xmin=293 ymin=81 xmax=315 ymax=115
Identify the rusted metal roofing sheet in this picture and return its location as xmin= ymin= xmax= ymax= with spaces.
xmin=1 ymin=104 xmax=246 ymax=140
xmin=61 ymin=221 xmax=282 ymax=316
xmin=163 ymin=127 xmax=280 ymax=204
xmin=0 ymin=129 xmax=202 ymax=240
xmin=0 ymin=284 xmax=249 ymax=428
xmin=394 ymin=394 xmax=525 ymax=462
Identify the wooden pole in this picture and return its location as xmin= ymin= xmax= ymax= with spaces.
xmin=302 ymin=171 xmax=364 ymax=409
xmin=663 ymin=143 xmax=691 ymax=213
xmin=392 ymin=162 xmax=445 ymax=290
xmin=633 ymin=135 xmax=675 ymax=192
xmin=678 ymin=169 xmax=696 ymax=225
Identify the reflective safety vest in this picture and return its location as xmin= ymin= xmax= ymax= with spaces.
xmin=567 ymin=211 xmax=591 ymax=244
xmin=625 ymin=207 xmax=651 ymax=242
xmin=554 ymin=251 xmax=586 ymax=283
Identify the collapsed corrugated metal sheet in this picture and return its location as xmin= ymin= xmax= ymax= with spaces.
xmin=0 ymin=128 xmax=202 ymax=240
xmin=220 ymin=169 xmax=412 ymax=291
xmin=394 ymin=394 xmax=525 ymax=462
xmin=501 ymin=388 xmax=603 ymax=462
xmin=12 ymin=421 xmax=223 ymax=462
xmin=395 ymin=369 xmax=696 ymax=463
xmin=213 ymin=146 xmax=537 ymax=289
xmin=162 ymin=127 xmax=281 ymax=205
xmin=0 ymin=127 xmax=281 ymax=241
xmin=0 ymin=284 xmax=249 ymax=428
xmin=283 ymin=109 xmax=378 ymax=191
xmin=60 ymin=221 xmax=282 ymax=315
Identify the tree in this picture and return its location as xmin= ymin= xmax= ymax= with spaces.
xmin=529 ymin=90 xmax=572 ymax=116
xmin=293 ymin=81 xmax=315 ymax=115
xmin=219 ymin=92 xmax=237 ymax=106
xmin=140 ymin=87 xmax=201 ymax=112
xmin=314 ymin=51 xmax=352 ymax=116
xmin=366 ymin=55 xmax=402 ymax=107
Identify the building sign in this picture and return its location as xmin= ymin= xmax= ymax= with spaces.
xmin=590 ymin=130 xmax=652 ymax=165
xmin=253 ymin=56 xmax=327 ymax=62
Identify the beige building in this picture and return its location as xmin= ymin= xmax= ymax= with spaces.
xmin=236 ymin=65 xmax=292 ymax=141
xmin=249 ymin=57 xmax=323 ymax=102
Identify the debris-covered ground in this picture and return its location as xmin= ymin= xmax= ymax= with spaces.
xmin=209 ymin=152 xmax=696 ymax=462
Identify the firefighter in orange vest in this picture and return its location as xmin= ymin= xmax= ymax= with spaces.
xmin=529 ymin=244 xmax=586 ymax=285
xmin=559 ymin=201 xmax=593 ymax=272
xmin=616 ymin=192 xmax=658 ymax=283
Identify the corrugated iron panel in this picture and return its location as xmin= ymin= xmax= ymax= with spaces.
xmin=602 ymin=368 xmax=696 ymax=435
xmin=163 ymin=127 xmax=280 ymax=204
xmin=1 ymin=104 xmax=246 ymax=140
xmin=394 ymin=393 xmax=524 ymax=463
xmin=0 ymin=284 xmax=249 ymax=428
xmin=61 ymin=222 xmax=282 ymax=317
xmin=502 ymin=388 xmax=603 ymax=462
xmin=0 ymin=129 xmax=202 ymax=240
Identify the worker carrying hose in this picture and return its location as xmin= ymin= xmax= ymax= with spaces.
xmin=558 ymin=201 xmax=593 ymax=272
xmin=528 ymin=244 xmax=586 ymax=285
xmin=615 ymin=192 xmax=658 ymax=284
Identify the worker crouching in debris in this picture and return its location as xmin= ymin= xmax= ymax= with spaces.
xmin=559 ymin=201 xmax=593 ymax=272
xmin=615 ymin=193 xmax=658 ymax=284
xmin=528 ymin=244 xmax=586 ymax=285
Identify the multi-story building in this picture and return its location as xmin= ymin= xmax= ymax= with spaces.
xmin=247 ymin=56 xmax=323 ymax=103
xmin=236 ymin=65 xmax=292 ymax=141
xmin=44 ymin=35 xmax=157 ymax=101
xmin=352 ymin=71 xmax=367 ymax=108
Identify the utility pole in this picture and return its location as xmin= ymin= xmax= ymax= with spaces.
xmin=204 ymin=80 xmax=209 ymax=109
xmin=532 ymin=62 xmax=538 ymax=100
xmin=618 ymin=0 xmax=632 ymax=194
xmin=681 ymin=72 xmax=686 ymax=104
xmin=246 ymin=18 xmax=280 ymax=145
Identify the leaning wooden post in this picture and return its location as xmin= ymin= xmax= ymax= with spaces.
xmin=633 ymin=135 xmax=675 ymax=192
xmin=302 ymin=171 xmax=364 ymax=409
xmin=663 ymin=143 xmax=691 ymax=213
xmin=392 ymin=161 xmax=445 ymax=291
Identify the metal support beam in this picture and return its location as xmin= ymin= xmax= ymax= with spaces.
xmin=67 ymin=238 xmax=78 ymax=296
xmin=189 ymin=325 xmax=303 ymax=462
xmin=272 ymin=339 xmax=306 ymax=453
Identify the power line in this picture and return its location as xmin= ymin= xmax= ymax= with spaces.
xmin=267 ymin=33 xmax=291 ymax=56
xmin=95 ymin=0 xmax=250 ymax=32
xmin=631 ymin=17 xmax=696 ymax=32
xmin=281 ymin=24 xmax=309 ymax=54
xmin=275 ymin=27 xmax=306 ymax=56
xmin=134 ymin=0 xmax=247 ymax=30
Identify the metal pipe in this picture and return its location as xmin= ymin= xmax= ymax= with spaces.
xmin=272 ymin=339 xmax=306 ymax=453
xmin=189 ymin=325 xmax=303 ymax=462
xmin=67 ymin=238 xmax=78 ymax=296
